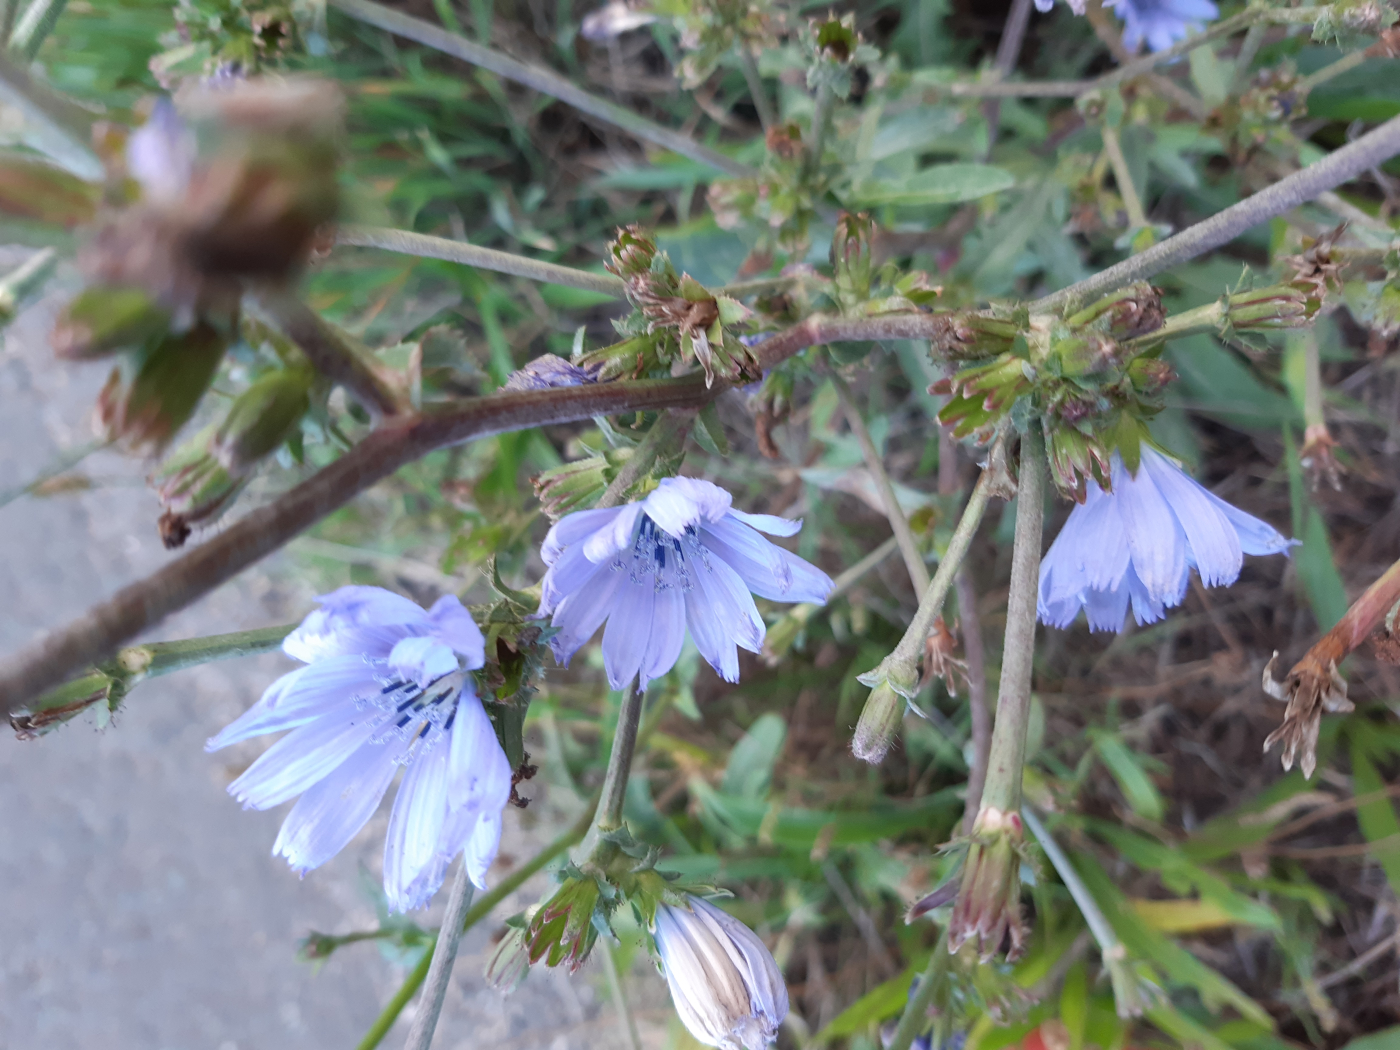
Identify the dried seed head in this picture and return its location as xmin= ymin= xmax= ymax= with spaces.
xmin=1262 ymin=651 xmax=1354 ymax=779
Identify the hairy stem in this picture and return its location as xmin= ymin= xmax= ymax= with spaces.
xmin=1032 ymin=113 xmax=1400 ymax=314
xmin=12 ymin=623 xmax=294 ymax=736
xmin=328 ymin=0 xmax=752 ymax=178
xmin=832 ymin=373 xmax=929 ymax=594
xmin=579 ymin=679 xmax=644 ymax=861
xmin=978 ymin=429 xmax=1045 ymax=817
xmin=884 ymin=932 xmax=951 ymax=1050
xmin=737 ymin=46 xmax=775 ymax=131
xmin=255 ymin=289 xmax=408 ymax=420
xmin=355 ymin=804 xmax=596 ymax=1050
xmin=402 ymin=862 xmax=474 ymax=1050
xmin=338 ymin=225 xmax=626 ymax=297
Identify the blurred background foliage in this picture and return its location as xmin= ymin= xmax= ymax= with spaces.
xmin=8 ymin=0 xmax=1400 ymax=1048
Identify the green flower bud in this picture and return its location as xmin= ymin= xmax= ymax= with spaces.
xmin=605 ymin=225 xmax=658 ymax=278
xmin=484 ymin=924 xmax=533 ymax=993
xmin=831 ymin=211 xmax=874 ymax=308
xmin=947 ymin=806 xmax=1030 ymax=963
xmin=52 ymin=285 xmax=172 ymax=360
xmin=97 ymin=321 xmax=227 ymax=451
xmin=851 ymin=676 xmax=907 ymax=765
xmin=209 ymin=367 xmax=313 ymax=472
xmin=1063 ymin=282 xmax=1165 ymax=340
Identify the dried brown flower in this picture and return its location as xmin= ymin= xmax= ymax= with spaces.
xmin=1261 ymin=651 xmax=1354 ymax=779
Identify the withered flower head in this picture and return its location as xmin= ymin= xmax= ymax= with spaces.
xmin=947 ymin=807 xmax=1030 ymax=963
xmin=920 ymin=617 xmax=969 ymax=697
xmin=1262 ymin=650 xmax=1354 ymax=779
xmin=1299 ymin=422 xmax=1344 ymax=492
xmin=1282 ymin=224 xmax=1348 ymax=301
xmin=764 ymin=122 xmax=803 ymax=161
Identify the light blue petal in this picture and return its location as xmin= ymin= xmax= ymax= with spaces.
xmin=582 ymin=503 xmax=643 ymax=563
xmin=1141 ymin=448 xmax=1242 ymax=588
xmin=1034 ymin=0 xmax=1054 ymax=10
xmin=550 ymin=564 xmax=626 ymax=666
xmin=699 ymin=518 xmax=834 ymax=604
xmin=685 ymin=560 xmax=742 ymax=682
xmin=228 ymin=706 xmax=381 ymax=810
xmin=643 ymin=477 xmax=732 ymax=538
xmin=1113 ymin=454 xmax=1188 ymax=603
xmin=205 ymin=656 xmax=379 ymax=750
xmin=447 ymin=690 xmax=512 ymax=812
xmin=1083 ymin=583 xmax=1131 ymax=633
xmin=1199 ymin=488 xmax=1297 ymax=557
xmin=272 ymin=737 xmax=403 ymax=873
xmin=726 ymin=509 xmax=802 ymax=537
xmin=462 ymin=808 xmax=504 ymax=890
xmin=542 ymin=505 xmax=628 ymax=565
xmin=640 ymin=579 xmax=688 ymax=688
xmin=427 ymin=595 xmax=485 ymax=668
xmin=539 ymin=541 xmax=608 ymax=615
xmin=384 ymin=740 xmax=451 ymax=913
xmin=283 ymin=586 xmax=428 ymax=662
xmin=602 ymin=570 xmax=658 ymax=689
xmin=1126 ymin=563 xmax=1171 ymax=626
xmin=388 ymin=636 xmax=459 ymax=688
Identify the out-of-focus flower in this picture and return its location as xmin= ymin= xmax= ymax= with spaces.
xmin=1032 ymin=0 xmax=1087 ymax=15
xmin=206 ymin=586 xmax=511 ymax=912
xmin=1110 ymin=0 xmax=1219 ymax=53
xmin=502 ymin=355 xmax=601 ymax=391
xmin=653 ymin=896 xmax=788 ymax=1050
xmin=579 ymin=1 xmax=658 ymax=39
xmin=126 ymin=98 xmax=197 ymax=204
xmin=538 ymin=477 xmax=833 ymax=688
xmin=1039 ymin=446 xmax=1294 ymax=633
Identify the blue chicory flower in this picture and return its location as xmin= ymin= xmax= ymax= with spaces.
xmin=653 ymin=895 xmax=789 ymax=1050
xmin=207 ymin=585 xmax=511 ymax=912
xmin=126 ymin=98 xmax=196 ymax=205
xmin=538 ymin=476 xmax=834 ymax=689
xmin=1110 ymin=0 xmax=1219 ymax=53
xmin=1038 ymin=446 xmax=1295 ymax=633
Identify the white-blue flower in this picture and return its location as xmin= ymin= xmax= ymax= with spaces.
xmin=1111 ymin=0 xmax=1219 ymax=53
xmin=538 ymin=476 xmax=834 ymax=689
xmin=1032 ymin=0 xmax=1218 ymax=52
xmin=653 ymin=895 xmax=789 ymax=1050
xmin=1038 ymin=446 xmax=1295 ymax=633
xmin=207 ymin=586 xmax=511 ymax=912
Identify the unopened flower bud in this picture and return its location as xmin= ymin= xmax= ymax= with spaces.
xmin=152 ymin=433 xmax=242 ymax=548
xmin=928 ymin=312 xmax=1019 ymax=362
xmin=484 ymin=924 xmax=532 ymax=993
xmin=503 ymin=354 xmax=600 ymax=391
xmin=947 ymin=806 xmax=1029 ymax=963
xmin=1064 ymin=282 xmax=1165 ymax=340
xmin=209 ymin=367 xmax=313 ymax=472
xmin=524 ymin=875 xmax=601 ymax=972
xmin=1225 ymin=284 xmax=1320 ymax=331
xmin=606 ymin=225 xmax=658 ymax=278
xmin=52 ymin=285 xmax=172 ymax=360
xmin=96 ymin=321 xmax=227 ymax=450
xmin=851 ymin=678 xmax=906 ymax=765
xmin=532 ymin=454 xmax=613 ymax=519
xmin=831 ymin=211 xmax=874 ymax=306
xmin=813 ymin=15 xmax=858 ymax=64
xmin=653 ymin=896 xmax=788 ymax=1050
xmin=1051 ymin=332 xmax=1122 ymax=378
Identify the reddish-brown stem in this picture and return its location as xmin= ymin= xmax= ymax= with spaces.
xmin=1298 ymin=556 xmax=1400 ymax=672
xmin=0 ymin=311 xmax=967 ymax=715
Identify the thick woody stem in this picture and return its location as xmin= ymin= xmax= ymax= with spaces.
xmin=978 ymin=429 xmax=1045 ymax=817
xmin=1032 ymin=113 xmax=1400 ymax=314
xmin=832 ymin=373 xmax=929 ymax=594
xmin=1302 ymin=557 xmax=1400 ymax=672
xmin=328 ymin=0 xmax=753 ymax=179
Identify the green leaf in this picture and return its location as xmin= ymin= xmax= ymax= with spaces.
xmin=1091 ymin=731 xmax=1165 ymax=822
xmin=1060 ymin=962 xmax=1088 ymax=1050
xmin=814 ymin=962 xmax=922 ymax=1041
xmin=1285 ymin=430 xmax=1349 ymax=631
xmin=693 ymin=401 xmax=730 ymax=457
xmin=1347 ymin=737 xmax=1400 ymax=901
xmin=720 ymin=714 xmax=787 ymax=799
xmin=1340 ymin=1025 xmax=1400 ymax=1050
xmin=851 ymin=163 xmax=1015 ymax=207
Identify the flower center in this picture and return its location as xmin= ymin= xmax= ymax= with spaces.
xmin=615 ymin=515 xmax=710 ymax=593
xmin=358 ymin=667 xmax=465 ymax=762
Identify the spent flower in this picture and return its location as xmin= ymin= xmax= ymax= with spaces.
xmin=948 ymin=807 xmax=1030 ymax=963
xmin=538 ymin=477 xmax=833 ymax=688
xmin=653 ymin=895 xmax=789 ymax=1050
xmin=206 ymin=586 xmax=511 ymax=912
xmin=1039 ymin=445 xmax=1295 ymax=633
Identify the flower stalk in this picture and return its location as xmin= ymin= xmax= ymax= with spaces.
xmin=883 ymin=932 xmax=952 ymax=1050
xmin=402 ymin=861 xmax=475 ymax=1050
xmin=596 ymin=409 xmax=696 ymax=509
xmin=578 ymin=678 xmax=645 ymax=861
xmin=852 ymin=466 xmax=996 ymax=762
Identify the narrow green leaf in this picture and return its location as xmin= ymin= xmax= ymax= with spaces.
xmin=1092 ymin=732 xmax=1165 ymax=822
xmin=851 ymin=163 xmax=1015 ymax=207
xmin=1348 ymin=737 xmax=1400 ymax=901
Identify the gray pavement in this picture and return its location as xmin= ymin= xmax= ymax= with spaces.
xmin=0 ymin=256 xmax=656 ymax=1050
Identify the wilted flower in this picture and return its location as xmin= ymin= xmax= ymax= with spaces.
xmin=503 ymin=354 xmax=601 ymax=391
xmin=1039 ymin=446 xmax=1294 ymax=633
xmin=206 ymin=586 xmax=511 ymax=912
xmin=538 ymin=477 xmax=833 ymax=688
xmin=948 ymin=807 xmax=1029 ymax=963
xmin=654 ymin=896 xmax=789 ymax=1050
